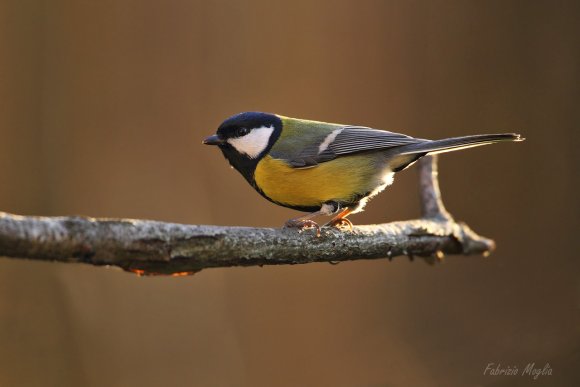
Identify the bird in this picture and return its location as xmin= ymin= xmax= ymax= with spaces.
xmin=203 ymin=112 xmax=523 ymax=233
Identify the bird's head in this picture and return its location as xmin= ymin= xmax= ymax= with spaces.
xmin=203 ymin=112 xmax=283 ymax=182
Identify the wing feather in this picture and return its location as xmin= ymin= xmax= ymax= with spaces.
xmin=331 ymin=126 xmax=419 ymax=154
xmin=286 ymin=126 xmax=422 ymax=168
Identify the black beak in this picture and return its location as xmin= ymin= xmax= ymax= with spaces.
xmin=203 ymin=135 xmax=224 ymax=146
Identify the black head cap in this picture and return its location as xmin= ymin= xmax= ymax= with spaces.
xmin=216 ymin=112 xmax=281 ymax=140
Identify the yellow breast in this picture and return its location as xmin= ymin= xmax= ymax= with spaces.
xmin=254 ymin=155 xmax=379 ymax=208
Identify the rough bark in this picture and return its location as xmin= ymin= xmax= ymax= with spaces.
xmin=0 ymin=156 xmax=495 ymax=275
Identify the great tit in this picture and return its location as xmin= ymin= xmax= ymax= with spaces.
xmin=203 ymin=112 xmax=523 ymax=231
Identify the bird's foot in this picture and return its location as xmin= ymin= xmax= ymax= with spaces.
xmin=324 ymin=217 xmax=354 ymax=231
xmin=284 ymin=219 xmax=321 ymax=237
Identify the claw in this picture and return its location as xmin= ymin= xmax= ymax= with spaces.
xmin=323 ymin=207 xmax=354 ymax=231
xmin=284 ymin=219 xmax=321 ymax=237
xmin=325 ymin=217 xmax=354 ymax=231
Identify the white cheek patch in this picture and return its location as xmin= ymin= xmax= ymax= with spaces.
xmin=227 ymin=126 xmax=274 ymax=159
xmin=318 ymin=128 xmax=343 ymax=154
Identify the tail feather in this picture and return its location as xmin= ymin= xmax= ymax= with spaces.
xmin=397 ymin=133 xmax=524 ymax=155
xmin=387 ymin=133 xmax=524 ymax=172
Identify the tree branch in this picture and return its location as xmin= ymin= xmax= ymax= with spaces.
xmin=0 ymin=156 xmax=495 ymax=275
xmin=419 ymin=155 xmax=454 ymax=221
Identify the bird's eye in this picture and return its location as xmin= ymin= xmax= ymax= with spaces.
xmin=236 ymin=127 xmax=249 ymax=137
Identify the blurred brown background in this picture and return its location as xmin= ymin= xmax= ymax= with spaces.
xmin=0 ymin=1 xmax=578 ymax=386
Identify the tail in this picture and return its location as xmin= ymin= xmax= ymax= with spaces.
xmin=389 ymin=133 xmax=524 ymax=171
xmin=398 ymin=133 xmax=524 ymax=155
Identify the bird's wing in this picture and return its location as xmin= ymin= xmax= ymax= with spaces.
xmin=281 ymin=126 xmax=422 ymax=168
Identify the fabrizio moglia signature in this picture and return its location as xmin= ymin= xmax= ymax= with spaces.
xmin=483 ymin=363 xmax=552 ymax=380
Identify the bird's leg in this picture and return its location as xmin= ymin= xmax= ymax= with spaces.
xmin=284 ymin=211 xmax=323 ymax=236
xmin=284 ymin=202 xmax=340 ymax=236
xmin=324 ymin=207 xmax=354 ymax=230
